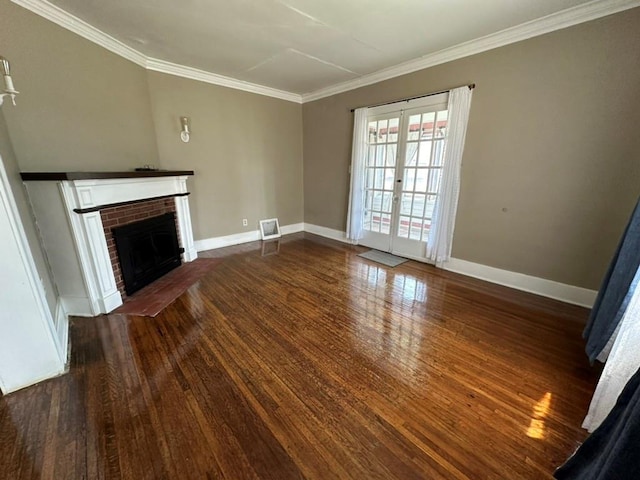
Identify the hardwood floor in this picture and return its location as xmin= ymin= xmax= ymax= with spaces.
xmin=0 ymin=233 xmax=599 ymax=479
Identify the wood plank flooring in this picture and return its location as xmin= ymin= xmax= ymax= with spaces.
xmin=0 ymin=232 xmax=599 ymax=479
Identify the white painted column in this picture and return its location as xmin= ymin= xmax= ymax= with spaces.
xmin=59 ymin=182 xmax=122 ymax=315
xmin=78 ymin=212 xmax=123 ymax=312
xmin=175 ymin=194 xmax=197 ymax=262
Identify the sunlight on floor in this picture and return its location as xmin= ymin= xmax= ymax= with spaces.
xmin=527 ymin=392 xmax=552 ymax=439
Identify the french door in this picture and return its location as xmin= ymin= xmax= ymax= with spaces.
xmin=360 ymin=94 xmax=449 ymax=261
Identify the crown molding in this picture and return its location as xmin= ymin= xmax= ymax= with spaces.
xmin=11 ymin=0 xmax=147 ymax=67
xmin=145 ymin=58 xmax=302 ymax=103
xmin=12 ymin=0 xmax=640 ymax=105
xmin=301 ymin=0 xmax=640 ymax=102
xmin=10 ymin=0 xmax=303 ymax=103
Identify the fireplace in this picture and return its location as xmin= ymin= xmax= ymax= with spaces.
xmin=113 ymin=213 xmax=182 ymax=295
xmin=21 ymin=171 xmax=197 ymax=316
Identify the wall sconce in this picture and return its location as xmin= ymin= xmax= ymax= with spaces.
xmin=0 ymin=56 xmax=19 ymax=107
xmin=180 ymin=116 xmax=190 ymax=143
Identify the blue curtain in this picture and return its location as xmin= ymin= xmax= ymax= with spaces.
xmin=583 ymin=197 xmax=640 ymax=363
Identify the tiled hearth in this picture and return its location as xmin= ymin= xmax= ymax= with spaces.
xmin=22 ymin=171 xmax=196 ymax=316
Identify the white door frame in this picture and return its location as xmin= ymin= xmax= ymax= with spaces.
xmin=0 ymin=151 xmax=66 ymax=393
xmin=358 ymin=93 xmax=449 ymax=262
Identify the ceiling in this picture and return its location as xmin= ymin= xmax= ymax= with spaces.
xmin=25 ymin=0 xmax=635 ymax=98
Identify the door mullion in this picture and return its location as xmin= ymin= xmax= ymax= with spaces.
xmin=390 ymin=110 xmax=408 ymax=247
xmin=391 ymin=110 xmax=409 ymax=237
xmin=419 ymin=169 xmax=429 ymax=241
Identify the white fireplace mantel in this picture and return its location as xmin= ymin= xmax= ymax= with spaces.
xmin=23 ymin=171 xmax=197 ymax=316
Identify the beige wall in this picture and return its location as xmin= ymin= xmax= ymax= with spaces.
xmin=3 ymin=0 xmax=638 ymax=291
xmin=147 ymin=72 xmax=303 ymax=240
xmin=0 ymin=0 xmax=303 ymax=244
xmin=303 ymin=8 xmax=640 ymax=290
xmin=0 ymin=0 xmax=158 ymax=171
xmin=0 ymin=111 xmax=57 ymax=316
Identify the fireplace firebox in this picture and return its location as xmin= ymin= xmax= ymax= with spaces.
xmin=112 ymin=213 xmax=182 ymax=295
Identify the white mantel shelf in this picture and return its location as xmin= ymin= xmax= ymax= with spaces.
xmin=23 ymin=172 xmax=197 ymax=317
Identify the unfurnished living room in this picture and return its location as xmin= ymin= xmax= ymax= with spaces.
xmin=1 ymin=0 xmax=640 ymax=478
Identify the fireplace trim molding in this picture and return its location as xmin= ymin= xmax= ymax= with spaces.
xmin=24 ymin=174 xmax=197 ymax=316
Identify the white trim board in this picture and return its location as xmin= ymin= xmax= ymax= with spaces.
xmin=10 ymin=0 xmax=301 ymax=104
xmin=303 ymin=223 xmax=352 ymax=244
xmin=59 ymin=295 xmax=93 ymax=317
xmin=145 ymin=58 xmax=301 ymax=104
xmin=54 ymin=300 xmax=69 ymax=365
xmin=302 ymin=0 xmax=640 ymax=102
xmin=11 ymin=0 xmax=640 ymax=104
xmin=194 ymin=223 xmax=305 ymax=252
xmin=11 ymin=0 xmax=147 ymax=67
xmin=302 ymin=223 xmax=596 ymax=308
xmin=442 ymin=258 xmax=597 ymax=308
xmin=0 ymin=148 xmax=67 ymax=393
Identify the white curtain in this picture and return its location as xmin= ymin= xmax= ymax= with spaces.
xmin=346 ymin=107 xmax=368 ymax=241
xmin=582 ymin=281 xmax=640 ymax=432
xmin=427 ymin=86 xmax=473 ymax=263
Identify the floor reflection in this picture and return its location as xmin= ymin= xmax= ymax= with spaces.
xmin=1 ymin=390 xmax=45 ymax=478
xmin=179 ymin=287 xmax=207 ymax=317
xmin=348 ymin=260 xmax=444 ymax=381
xmin=0 ymin=236 xmax=597 ymax=478
xmin=261 ymin=240 xmax=280 ymax=256
xmin=527 ymin=392 xmax=553 ymax=439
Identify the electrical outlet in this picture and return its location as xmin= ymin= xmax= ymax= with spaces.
xmin=242 ymin=218 xmax=248 ymax=227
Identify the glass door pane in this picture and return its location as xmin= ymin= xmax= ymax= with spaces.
xmin=358 ymin=94 xmax=448 ymax=259
xmin=395 ymin=109 xmax=448 ymax=242
xmin=363 ymin=116 xmax=400 ymax=237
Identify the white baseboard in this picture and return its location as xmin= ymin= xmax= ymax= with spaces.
xmin=303 ymin=223 xmax=352 ymax=244
xmin=193 ymin=221 xmax=595 ymax=307
xmin=280 ymin=222 xmax=305 ymax=235
xmin=195 ymin=222 xmax=305 ymax=252
xmin=195 ymin=230 xmax=261 ymax=251
xmin=0 ymin=363 xmax=67 ymax=394
xmin=54 ymin=300 xmax=69 ymax=365
xmin=101 ymin=289 xmax=123 ymax=314
xmin=302 ymin=224 xmax=596 ymax=308
xmin=183 ymin=247 xmax=198 ymax=262
xmin=442 ymin=258 xmax=597 ymax=308
xmin=60 ymin=295 xmax=93 ymax=317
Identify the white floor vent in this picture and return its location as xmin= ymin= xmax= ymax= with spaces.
xmin=259 ymin=218 xmax=281 ymax=240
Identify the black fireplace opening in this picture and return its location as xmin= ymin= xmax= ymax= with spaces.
xmin=112 ymin=212 xmax=182 ymax=295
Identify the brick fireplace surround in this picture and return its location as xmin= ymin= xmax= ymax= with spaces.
xmin=101 ymin=197 xmax=182 ymax=299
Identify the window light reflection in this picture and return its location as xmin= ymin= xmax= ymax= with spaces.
xmin=349 ymin=262 xmax=429 ymax=378
xmin=526 ymin=392 xmax=552 ymax=439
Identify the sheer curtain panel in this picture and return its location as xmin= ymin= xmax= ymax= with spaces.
xmin=582 ymin=284 xmax=640 ymax=432
xmin=583 ymin=197 xmax=640 ymax=363
xmin=346 ymin=108 xmax=368 ymax=241
xmin=426 ymin=86 xmax=473 ymax=263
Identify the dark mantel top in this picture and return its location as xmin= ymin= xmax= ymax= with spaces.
xmin=20 ymin=170 xmax=195 ymax=181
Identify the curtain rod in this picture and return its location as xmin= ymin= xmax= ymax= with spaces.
xmin=349 ymin=83 xmax=475 ymax=113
